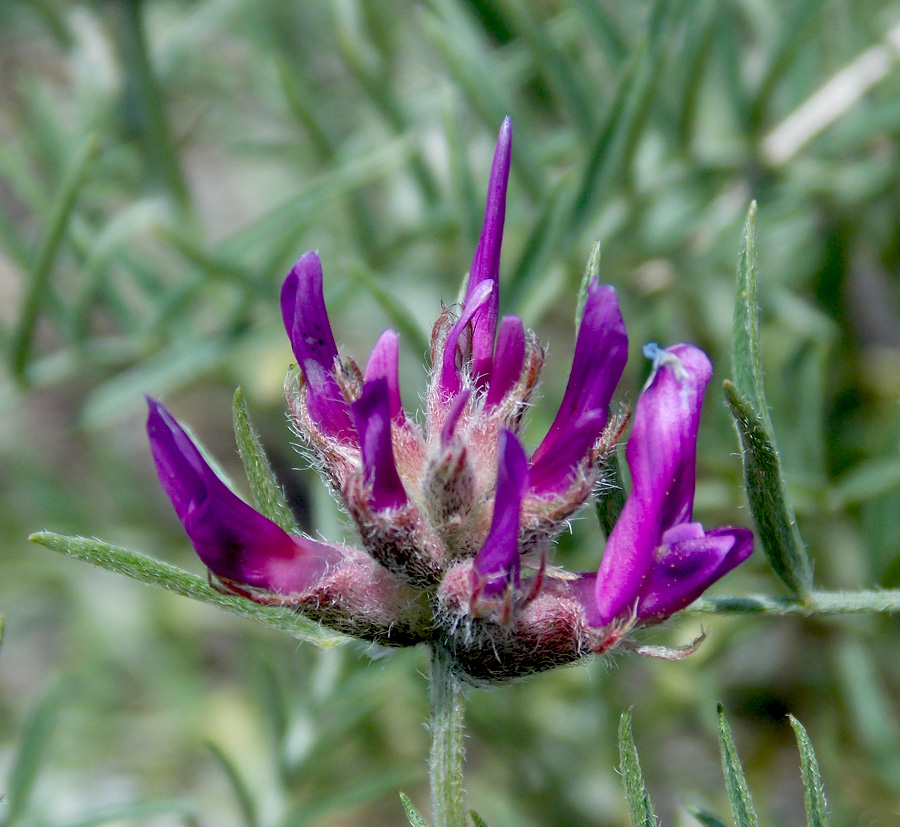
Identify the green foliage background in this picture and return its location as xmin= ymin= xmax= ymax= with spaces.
xmin=1 ymin=0 xmax=900 ymax=823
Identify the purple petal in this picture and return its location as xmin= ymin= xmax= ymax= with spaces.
xmin=441 ymin=389 xmax=471 ymax=448
xmin=485 ymin=315 xmax=525 ymax=409
xmin=473 ymin=430 xmax=528 ymax=595
xmin=631 ymin=343 xmax=712 ymax=530
xmin=530 ymin=281 xmax=627 ymax=472
xmin=467 ymin=117 xmax=512 ymax=385
xmin=146 ymin=398 xmax=338 ymax=595
xmin=592 ymin=343 xmax=712 ymax=626
xmin=635 ymin=526 xmax=754 ymax=621
xmin=365 ymin=329 xmax=404 ymax=423
xmin=351 ymin=378 xmax=407 ymax=511
xmin=528 ymin=410 xmax=606 ymax=494
xmin=438 ymin=280 xmax=494 ymax=397
xmin=280 ymin=252 xmax=354 ymax=441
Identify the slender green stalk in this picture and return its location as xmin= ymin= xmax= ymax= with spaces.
xmin=429 ymin=645 xmax=467 ymax=827
xmin=689 ymin=591 xmax=900 ymax=615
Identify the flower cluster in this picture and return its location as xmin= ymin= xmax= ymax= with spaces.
xmin=147 ymin=119 xmax=753 ymax=683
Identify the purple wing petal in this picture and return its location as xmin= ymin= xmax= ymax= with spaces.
xmin=146 ymin=398 xmax=338 ymax=595
xmin=440 ymin=389 xmax=471 ymax=448
xmin=528 ymin=410 xmax=606 ymax=495
xmin=635 ymin=526 xmax=754 ymax=621
xmin=467 ymin=117 xmax=512 ymax=385
xmin=351 ymin=378 xmax=408 ymax=511
xmin=592 ymin=343 xmax=712 ymax=626
xmin=280 ymin=252 xmax=354 ymax=441
xmin=281 ymin=251 xmax=339 ymax=371
xmin=530 ymin=282 xmax=627 ymax=469
xmin=485 ymin=315 xmax=525 ymax=409
xmin=473 ymin=430 xmax=528 ymax=595
xmin=365 ymin=329 xmax=404 ymax=423
xmin=438 ymin=280 xmax=494 ymax=397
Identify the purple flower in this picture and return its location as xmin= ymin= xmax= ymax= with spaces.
xmin=529 ymin=281 xmax=628 ymax=495
xmin=590 ymin=343 xmax=754 ymax=626
xmin=472 ymin=430 xmax=529 ymax=596
xmin=438 ymin=117 xmax=511 ymax=398
xmin=351 ymin=378 xmax=407 ymax=512
xmin=280 ymin=251 xmax=355 ymax=443
xmin=146 ymin=397 xmax=339 ymax=595
xmin=148 ymin=119 xmax=753 ymax=683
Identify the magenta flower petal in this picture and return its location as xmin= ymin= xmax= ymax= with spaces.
xmin=146 ymin=398 xmax=338 ymax=595
xmin=593 ymin=343 xmax=713 ymax=625
xmin=351 ymin=378 xmax=407 ymax=511
xmin=485 ymin=315 xmax=526 ymax=409
xmin=530 ymin=282 xmax=627 ymax=482
xmin=473 ymin=430 xmax=528 ymax=595
xmin=280 ymin=252 xmax=355 ymax=441
xmin=467 ymin=117 xmax=512 ymax=385
xmin=440 ymin=389 xmax=471 ymax=448
xmin=365 ymin=329 xmax=404 ymax=423
xmin=528 ymin=410 xmax=607 ymax=494
xmin=635 ymin=526 xmax=754 ymax=620
xmin=438 ymin=280 xmax=494 ymax=397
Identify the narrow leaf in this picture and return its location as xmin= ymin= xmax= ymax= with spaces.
xmin=729 ymin=202 xmax=811 ymax=596
xmin=732 ymin=202 xmax=768 ymax=421
xmin=469 ymin=811 xmax=491 ymax=827
xmin=685 ymin=803 xmax=730 ymax=827
xmin=788 ymin=716 xmax=830 ymax=827
xmin=208 ymin=742 xmax=259 ymax=827
xmin=400 ymin=793 xmax=429 ymax=827
xmin=233 ymin=388 xmax=300 ymax=534
xmin=724 ymin=380 xmax=811 ymax=596
xmin=575 ymin=240 xmax=601 ymax=333
xmin=617 ymin=710 xmax=657 ymax=827
xmin=595 ymin=448 xmax=625 ymax=539
xmin=6 ymin=685 xmax=61 ymax=822
xmin=11 ymin=131 xmax=101 ymax=380
xmin=28 ymin=533 xmax=345 ymax=647
xmin=717 ymin=705 xmax=759 ymax=827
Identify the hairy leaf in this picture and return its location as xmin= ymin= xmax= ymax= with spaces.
xmin=233 ymin=387 xmax=300 ymax=534
xmin=717 ymin=705 xmax=759 ymax=827
xmin=618 ymin=710 xmax=657 ymax=827
xmin=789 ymin=716 xmax=830 ymax=827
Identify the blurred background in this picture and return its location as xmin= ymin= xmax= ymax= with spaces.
xmin=1 ymin=0 xmax=900 ymax=824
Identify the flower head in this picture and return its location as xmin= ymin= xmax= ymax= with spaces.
xmin=149 ymin=120 xmax=752 ymax=683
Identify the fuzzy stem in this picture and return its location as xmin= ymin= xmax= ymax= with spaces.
xmin=429 ymin=645 xmax=467 ymax=827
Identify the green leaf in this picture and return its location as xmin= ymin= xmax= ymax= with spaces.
xmin=617 ymin=710 xmax=657 ymax=827
xmin=6 ymin=684 xmax=61 ymax=822
xmin=685 ymin=802 xmax=730 ymax=827
xmin=400 ymin=793 xmax=430 ymax=827
xmin=208 ymin=742 xmax=259 ymax=827
xmin=570 ymin=0 xmax=678 ymax=230
xmin=232 ymin=388 xmax=300 ymax=534
xmin=729 ymin=202 xmax=811 ymax=596
xmin=724 ymin=381 xmax=811 ymax=596
xmin=28 ymin=532 xmax=345 ymax=647
xmin=575 ymin=240 xmax=601 ymax=333
xmin=469 ymin=810 xmax=491 ymax=827
xmin=828 ymin=457 xmax=900 ymax=509
xmin=717 ymin=705 xmax=759 ymax=827
xmin=732 ymin=202 xmax=768 ymax=422
xmin=788 ymin=716 xmax=830 ymax=827
xmin=11 ymin=131 xmax=101 ymax=381
xmin=595 ymin=449 xmax=626 ymax=539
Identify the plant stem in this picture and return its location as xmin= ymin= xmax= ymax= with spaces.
xmin=430 ymin=644 xmax=467 ymax=827
xmin=689 ymin=590 xmax=900 ymax=615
